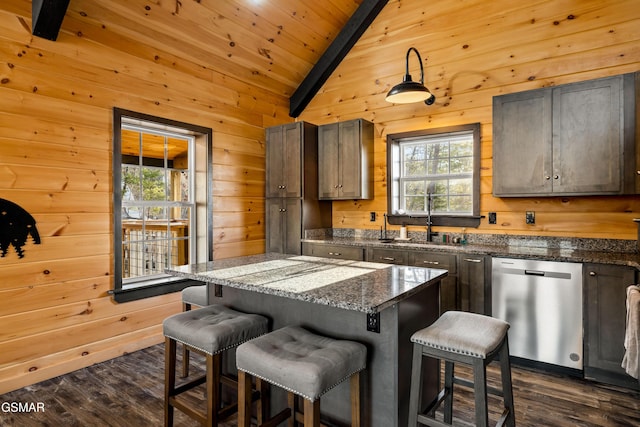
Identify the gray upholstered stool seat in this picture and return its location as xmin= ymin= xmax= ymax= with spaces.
xmin=179 ymin=285 xmax=208 ymax=377
xmin=236 ymin=326 xmax=367 ymax=427
xmin=408 ymin=311 xmax=516 ymax=427
xmin=163 ymin=304 xmax=269 ymax=426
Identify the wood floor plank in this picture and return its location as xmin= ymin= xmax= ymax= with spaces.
xmin=0 ymin=344 xmax=638 ymax=426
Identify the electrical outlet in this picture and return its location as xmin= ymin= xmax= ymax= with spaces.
xmin=526 ymin=211 xmax=535 ymax=224
xmin=367 ymin=312 xmax=380 ymax=333
xmin=488 ymin=212 xmax=497 ymax=224
xmin=369 ymin=212 xmax=376 ymax=222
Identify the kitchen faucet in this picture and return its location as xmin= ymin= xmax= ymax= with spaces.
xmin=426 ymin=192 xmax=439 ymax=242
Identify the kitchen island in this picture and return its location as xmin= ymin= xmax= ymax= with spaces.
xmin=166 ymin=253 xmax=448 ymax=427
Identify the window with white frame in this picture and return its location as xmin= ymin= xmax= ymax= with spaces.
xmin=386 ymin=123 xmax=480 ymax=227
xmin=112 ymin=108 xmax=212 ymax=302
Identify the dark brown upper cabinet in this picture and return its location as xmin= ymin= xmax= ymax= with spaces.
xmin=318 ymin=118 xmax=374 ymax=200
xmin=493 ymin=72 xmax=639 ymax=197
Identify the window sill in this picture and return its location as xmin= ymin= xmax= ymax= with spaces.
xmin=386 ymin=214 xmax=482 ymax=228
xmin=110 ymin=278 xmax=204 ymax=303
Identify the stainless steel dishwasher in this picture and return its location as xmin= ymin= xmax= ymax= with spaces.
xmin=492 ymin=257 xmax=583 ymax=370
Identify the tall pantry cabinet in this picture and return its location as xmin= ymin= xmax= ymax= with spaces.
xmin=265 ymin=122 xmax=331 ymax=254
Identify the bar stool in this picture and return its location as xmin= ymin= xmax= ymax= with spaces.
xmin=163 ymin=304 xmax=269 ymax=426
xmin=180 ymin=285 xmax=208 ymax=377
xmin=236 ymin=326 xmax=367 ymax=427
xmin=408 ymin=311 xmax=516 ymax=427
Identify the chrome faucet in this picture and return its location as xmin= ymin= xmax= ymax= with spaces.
xmin=426 ymin=192 xmax=439 ymax=242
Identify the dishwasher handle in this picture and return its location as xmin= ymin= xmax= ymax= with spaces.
xmin=524 ymin=269 xmax=546 ymax=276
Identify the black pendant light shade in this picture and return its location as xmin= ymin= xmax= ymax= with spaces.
xmin=385 ymin=47 xmax=436 ymax=105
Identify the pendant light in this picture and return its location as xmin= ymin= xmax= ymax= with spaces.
xmin=385 ymin=47 xmax=436 ymax=105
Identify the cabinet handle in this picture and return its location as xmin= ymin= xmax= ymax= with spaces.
xmin=554 ymin=175 xmax=559 ymax=179
xmin=545 ymin=176 xmax=551 ymax=180
xmin=339 ymin=184 xmax=343 ymax=188
xmin=463 ymin=258 xmax=481 ymax=263
xmin=589 ymin=271 xmax=596 ymax=276
xmin=334 ymin=184 xmax=339 ymax=189
xmin=328 ymin=252 xmax=341 ymax=256
xmin=422 ymin=260 xmax=440 ymax=265
xmin=382 ymin=257 xmax=395 ymax=261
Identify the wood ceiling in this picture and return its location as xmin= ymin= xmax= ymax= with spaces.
xmin=33 ymin=0 xmax=380 ymax=117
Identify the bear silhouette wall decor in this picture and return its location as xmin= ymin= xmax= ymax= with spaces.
xmin=0 ymin=198 xmax=41 ymax=259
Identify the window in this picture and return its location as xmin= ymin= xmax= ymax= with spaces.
xmin=386 ymin=123 xmax=481 ymax=227
xmin=112 ymin=108 xmax=212 ymax=302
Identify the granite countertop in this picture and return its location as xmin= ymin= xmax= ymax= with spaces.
xmin=166 ymin=253 xmax=448 ymax=314
xmin=302 ymin=233 xmax=640 ymax=270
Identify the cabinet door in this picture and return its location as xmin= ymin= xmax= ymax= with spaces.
xmin=584 ymin=263 xmax=636 ymax=380
xmin=265 ymin=198 xmax=284 ymax=253
xmin=282 ymin=123 xmax=302 ymax=197
xmin=318 ymin=123 xmax=340 ymax=199
xmin=410 ymin=252 xmax=458 ymax=314
xmin=493 ymin=88 xmax=553 ymax=196
xmin=266 ymin=126 xmax=285 ymax=198
xmin=338 ymin=119 xmax=363 ymax=199
xmin=283 ymin=198 xmax=302 ymax=254
xmin=552 ymin=76 xmax=623 ymax=194
xmin=266 ymin=199 xmax=302 ymax=254
xmin=458 ymin=255 xmax=488 ymax=315
xmin=266 ymin=123 xmax=302 ymax=198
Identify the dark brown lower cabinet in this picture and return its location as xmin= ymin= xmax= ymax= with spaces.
xmin=584 ymin=263 xmax=639 ymax=390
xmin=409 ymin=251 xmax=458 ymax=315
xmin=458 ymin=255 xmax=490 ymax=315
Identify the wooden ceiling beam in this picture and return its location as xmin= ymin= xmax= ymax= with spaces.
xmin=32 ymin=0 xmax=71 ymax=41
xmin=289 ymin=0 xmax=389 ymax=118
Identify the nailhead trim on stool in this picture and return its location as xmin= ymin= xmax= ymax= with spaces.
xmin=163 ymin=304 xmax=269 ymax=426
xmin=408 ymin=311 xmax=516 ymax=427
xmin=236 ymin=326 xmax=367 ymax=427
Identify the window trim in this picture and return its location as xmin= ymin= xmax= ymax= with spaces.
xmin=386 ymin=123 xmax=482 ymax=227
xmin=111 ymin=107 xmax=213 ymax=302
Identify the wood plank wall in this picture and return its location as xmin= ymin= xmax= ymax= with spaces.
xmin=300 ymin=0 xmax=640 ymax=240
xmin=0 ymin=1 xmax=287 ymax=393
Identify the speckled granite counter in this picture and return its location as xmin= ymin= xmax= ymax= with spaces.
xmin=166 ymin=252 xmax=448 ymax=313
xmin=302 ymin=229 xmax=640 ymax=269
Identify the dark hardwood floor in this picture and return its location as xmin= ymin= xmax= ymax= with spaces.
xmin=1 ymin=343 xmax=639 ymax=426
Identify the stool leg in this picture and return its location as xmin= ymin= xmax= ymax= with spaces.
xmin=350 ymin=371 xmax=361 ymax=427
xmin=287 ymin=392 xmax=296 ymax=427
xmin=408 ymin=343 xmax=423 ymax=426
xmin=257 ymin=377 xmax=268 ymax=425
xmin=303 ymin=398 xmax=320 ymax=427
xmin=499 ymin=339 xmax=516 ymax=427
xmin=206 ymin=353 xmax=220 ymax=426
xmin=181 ymin=303 xmax=192 ymax=378
xmin=472 ymin=358 xmax=489 ymax=427
xmin=238 ymin=370 xmax=252 ymax=427
xmin=443 ymin=360 xmax=454 ymax=424
xmin=164 ymin=337 xmax=176 ymax=427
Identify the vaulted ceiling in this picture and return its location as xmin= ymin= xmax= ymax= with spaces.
xmin=31 ymin=0 xmax=388 ymax=117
